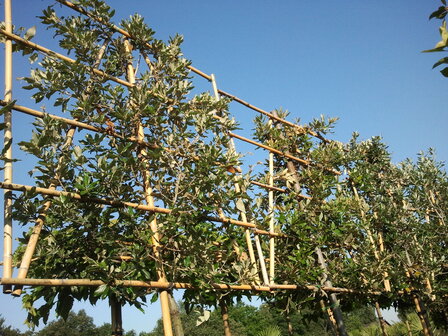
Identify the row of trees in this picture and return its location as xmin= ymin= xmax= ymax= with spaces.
xmin=1 ymin=0 xmax=447 ymax=335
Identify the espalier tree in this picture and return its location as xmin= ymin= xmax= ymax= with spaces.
xmin=10 ymin=0 xmax=254 ymax=326
xmin=253 ymin=112 xmax=448 ymax=332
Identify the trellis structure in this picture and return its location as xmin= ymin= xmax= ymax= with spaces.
xmin=0 ymin=1 xmax=446 ymax=336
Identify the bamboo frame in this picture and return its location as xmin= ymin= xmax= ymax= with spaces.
xmin=2 ymin=0 xmax=13 ymax=294
xmin=0 ymin=3 xmax=440 ymax=333
xmin=123 ymin=39 xmax=173 ymax=336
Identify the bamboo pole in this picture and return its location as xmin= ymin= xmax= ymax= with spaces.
xmin=123 ymin=39 xmax=173 ymax=336
xmin=2 ymin=0 xmax=13 ymax=294
xmin=374 ymin=302 xmax=389 ymax=336
xmin=209 ymin=73 xmax=261 ymax=283
xmin=55 ymin=0 xmax=331 ymax=143
xmin=268 ymin=147 xmax=275 ymax=284
xmin=0 ymin=277 xmax=386 ymax=294
xmin=219 ymin=300 xmax=232 ymax=336
xmin=0 ymin=29 xmax=132 ymax=88
xmin=0 ymin=181 xmax=287 ymax=237
xmin=12 ymin=42 xmax=108 ymax=296
xmin=110 ymin=295 xmax=124 ymax=336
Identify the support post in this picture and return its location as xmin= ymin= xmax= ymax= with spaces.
xmin=2 ymin=0 xmax=13 ymax=294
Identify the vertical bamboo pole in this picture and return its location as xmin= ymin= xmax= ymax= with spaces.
xmin=268 ymin=141 xmax=275 ymax=284
xmin=110 ymin=295 xmax=123 ymax=336
xmin=168 ymin=292 xmax=184 ymax=336
xmin=12 ymin=41 xmax=109 ymax=296
xmin=374 ymin=302 xmax=389 ymax=336
xmin=219 ymin=300 xmax=232 ymax=336
xmin=404 ymin=320 xmax=412 ymax=336
xmin=210 ymin=74 xmax=267 ymax=283
xmin=2 ymin=0 xmax=13 ymax=294
xmin=124 ymin=39 xmax=173 ymax=336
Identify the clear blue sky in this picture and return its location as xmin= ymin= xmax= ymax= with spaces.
xmin=0 ymin=0 xmax=446 ymax=333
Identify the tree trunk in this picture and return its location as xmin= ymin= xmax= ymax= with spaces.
xmin=316 ymin=248 xmax=348 ymax=336
xmin=374 ymin=302 xmax=388 ymax=336
xmin=220 ymin=300 xmax=232 ymax=336
xmin=168 ymin=292 xmax=184 ymax=336
xmin=110 ymin=295 xmax=123 ymax=336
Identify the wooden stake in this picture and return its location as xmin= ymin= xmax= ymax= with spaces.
xmin=123 ymin=39 xmax=173 ymax=336
xmin=219 ymin=300 xmax=232 ymax=336
xmin=374 ymin=302 xmax=389 ymax=336
xmin=2 ymin=0 xmax=13 ymax=294
xmin=12 ymin=41 xmax=108 ymax=296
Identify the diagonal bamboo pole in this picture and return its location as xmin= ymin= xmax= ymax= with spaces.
xmin=12 ymin=41 xmax=109 ymax=296
xmin=123 ymin=39 xmax=173 ymax=336
xmin=210 ymin=74 xmax=268 ymax=285
xmin=2 ymin=0 xmax=13 ymax=294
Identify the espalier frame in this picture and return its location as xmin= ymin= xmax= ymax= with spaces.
xmin=0 ymin=1 xmax=443 ymax=336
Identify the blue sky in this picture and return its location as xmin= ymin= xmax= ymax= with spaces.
xmin=0 ymin=0 xmax=446 ymax=333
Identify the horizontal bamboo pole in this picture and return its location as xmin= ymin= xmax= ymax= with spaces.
xmin=0 ymin=182 xmax=286 ymax=238
xmin=55 ymin=0 xmax=330 ymax=143
xmin=0 ymin=277 xmax=384 ymax=295
xmin=0 ymin=29 xmax=132 ymax=88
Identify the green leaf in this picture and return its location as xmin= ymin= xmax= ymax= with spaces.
xmin=429 ymin=6 xmax=448 ymax=20
xmin=440 ymin=66 xmax=448 ymax=76
xmin=432 ymin=56 xmax=448 ymax=68
xmin=24 ymin=26 xmax=36 ymax=40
